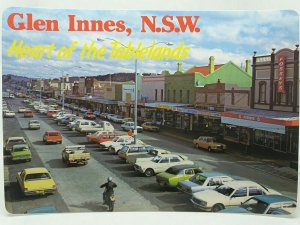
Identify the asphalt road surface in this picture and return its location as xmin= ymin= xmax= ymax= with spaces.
xmin=3 ymin=98 xmax=298 ymax=214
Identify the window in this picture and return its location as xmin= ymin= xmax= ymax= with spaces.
xmin=161 ymin=89 xmax=164 ymax=101
xmin=167 ymin=90 xmax=170 ymax=101
xmin=179 ymin=90 xmax=183 ymax=103
xmin=129 ymin=147 xmax=138 ymax=153
xmin=170 ymin=157 xmax=180 ymax=162
xmin=185 ymin=169 xmax=194 ymax=175
xmin=249 ymin=187 xmax=264 ymax=196
xmin=274 ymin=81 xmax=293 ymax=105
xmin=173 ymin=90 xmax=176 ymax=102
xmin=155 ymin=89 xmax=158 ymax=101
xmin=258 ymin=81 xmax=266 ymax=103
xmin=159 ymin=157 xmax=169 ymax=163
xmin=187 ymin=90 xmax=190 ymax=104
xmin=232 ymin=187 xmax=247 ymax=197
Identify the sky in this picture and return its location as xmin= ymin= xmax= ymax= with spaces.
xmin=2 ymin=8 xmax=299 ymax=79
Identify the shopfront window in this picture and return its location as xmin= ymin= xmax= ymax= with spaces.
xmin=165 ymin=110 xmax=175 ymax=127
xmin=254 ymin=130 xmax=286 ymax=152
xmin=274 ymin=81 xmax=293 ymax=106
xmin=258 ymin=81 xmax=266 ymax=103
xmin=224 ymin=125 xmax=239 ymax=142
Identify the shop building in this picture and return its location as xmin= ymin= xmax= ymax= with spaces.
xmin=222 ymin=46 xmax=299 ymax=155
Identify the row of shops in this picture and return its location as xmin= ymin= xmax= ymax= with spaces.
xmin=66 ymin=96 xmax=298 ymax=156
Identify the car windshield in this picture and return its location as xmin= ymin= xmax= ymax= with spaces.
xmin=13 ymin=146 xmax=29 ymax=152
xmin=189 ymin=174 xmax=207 ymax=185
xmin=9 ymin=139 xmax=25 ymax=143
xmin=25 ymin=173 xmax=51 ymax=181
xmin=112 ymin=137 xmax=119 ymax=142
xmin=206 ymin=137 xmax=215 ymax=142
xmin=215 ymin=185 xmax=235 ymax=196
xmin=152 ymin=155 xmax=162 ymax=163
xmin=241 ymin=198 xmax=269 ymax=214
xmin=165 ymin=167 xmax=181 ymax=175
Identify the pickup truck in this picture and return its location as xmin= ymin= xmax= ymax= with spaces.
xmin=76 ymin=120 xmax=114 ymax=134
xmin=62 ymin=145 xmax=91 ymax=166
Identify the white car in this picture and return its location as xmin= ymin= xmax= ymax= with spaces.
xmin=4 ymin=136 xmax=27 ymax=153
xmin=99 ymin=135 xmax=134 ymax=152
xmin=177 ymin=172 xmax=234 ymax=194
xmin=4 ymin=110 xmax=16 ymax=118
xmin=109 ymin=139 xmax=144 ymax=154
xmin=110 ymin=115 xmax=125 ymax=123
xmin=18 ymin=107 xmax=27 ymax=113
xmin=191 ymin=180 xmax=282 ymax=212
xmin=134 ymin=154 xmax=194 ymax=177
xmin=121 ymin=122 xmax=143 ymax=132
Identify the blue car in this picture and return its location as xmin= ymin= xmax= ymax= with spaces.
xmin=220 ymin=195 xmax=296 ymax=215
xmin=177 ymin=172 xmax=233 ymax=194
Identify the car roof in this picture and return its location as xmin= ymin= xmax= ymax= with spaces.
xmin=169 ymin=164 xmax=198 ymax=170
xmin=253 ymin=195 xmax=296 ymax=204
xmin=196 ymin=172 xmax=229 ymax=177
xmin=222 ymin=180 xmax=260 ymax=188
xmin=13 ymin=144 xmax=29 ymax=148
xmin=22 ymin=167 xmax=50 ymax=174
xmin=46 ymin=131 xmax=61 ymax=134
xmin=8 ymin=136 xmax=25 ymax=140
xmin=29 ymin=120 xmax=39 ymax=122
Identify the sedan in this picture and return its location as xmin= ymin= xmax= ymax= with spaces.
xmin=28 ymin=120 xmax=41 ymax=130
xmin=220 ymin=195 xmax=296 ymax=215
xmin=141 ymin=122 xmax=160 ymax=132
xmin=193 ymin=136 xmax=226 ymax=152
xmin=16 ymin=167 xmax=57 ymax=196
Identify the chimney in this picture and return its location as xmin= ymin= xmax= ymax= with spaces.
xmin=245 ymin=59 xmax=251 ymax=75
xmin=177 ymin=63 xmax=182 ymax=72
xmin=209 ymin=56 xmax=215 ymax=73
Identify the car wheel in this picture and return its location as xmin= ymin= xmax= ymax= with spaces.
xmin=211 ymin=204 xmax=224 ymax=212
xmin=144 ymin=168 xmax=155 ymax=177
xmin=208 ymin=147 xmax=212 ymax=152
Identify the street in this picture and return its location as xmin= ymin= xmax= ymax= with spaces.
xmin=3 ymin=98 xmax=298 ymax=213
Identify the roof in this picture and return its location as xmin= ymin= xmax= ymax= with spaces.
xmin=223 ymin=180 xmax=259 ymax=188
xmin=196 ymin=172 xmax=228 ymax=177
xmin=254 ymin=195 xmax=296 ymax=204
xmin=185 ymin=64 xmax=224 ymax=75
xmin=23 ymin=167 xmax=50 ymax=174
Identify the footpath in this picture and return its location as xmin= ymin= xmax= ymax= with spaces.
xmin=159 ymin=126 xmax=299 ymax=182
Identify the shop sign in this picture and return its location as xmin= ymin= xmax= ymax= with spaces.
xmin=277 ymin=54 xmax=285 ymax=93
xmin=156 ymin=104 xmax=173 ymax=110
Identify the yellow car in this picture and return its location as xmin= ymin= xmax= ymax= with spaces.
xmin=16 ymin=167 xmax=57 ymax=196
xmin=193 ymin=136 xmax=226 ymax=152
xmin=141 ymin=122 xmax=160 ymax=132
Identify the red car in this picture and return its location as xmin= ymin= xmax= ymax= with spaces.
xmin=84 ymin=112 xmax=96 ymax=120
xmin=43 ymin=131 xmax=62 ymax=144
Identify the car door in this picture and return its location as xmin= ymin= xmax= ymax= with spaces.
xmin=228 ymin=187 xmax=249 ymax=206
xmin=156 ymin=156 xmax=170 ymax=173
xmin=198 ymin=137 xmax=205 ymax=148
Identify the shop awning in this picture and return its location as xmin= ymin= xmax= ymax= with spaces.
xmin=221 ymin=109 xmax=299 ymax=134
xmin=144 ymin=102 xmax=191 ymax=110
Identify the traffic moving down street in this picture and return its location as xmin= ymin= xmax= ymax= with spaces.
xmin=3 ymin=98 xmax=297 ymax=214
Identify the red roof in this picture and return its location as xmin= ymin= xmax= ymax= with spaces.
xmin=186 ymin=64 xmax=224 ymax=76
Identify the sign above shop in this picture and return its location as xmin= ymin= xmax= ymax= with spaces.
xmin=277 ymin=54 xmax=285 ymax=93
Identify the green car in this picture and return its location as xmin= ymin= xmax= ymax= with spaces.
xmin=156 ymin=165 xmax=205 ymax=189
xmin=11 ymin=144 xmax=32 ymax=162
xmin=28 ymin=120 xmax=40 ymax=130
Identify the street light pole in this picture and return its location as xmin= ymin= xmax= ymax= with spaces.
xmin=97 ymin=38 xmax=173 ymax=144
xmin=61 ymin=71 xmax=65 ymax=113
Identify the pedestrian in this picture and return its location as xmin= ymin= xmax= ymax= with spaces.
xmin=127 ymin=129 xmax=133 ymax=137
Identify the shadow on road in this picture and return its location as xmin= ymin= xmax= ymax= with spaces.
xmin=111 ymin=164 xmax=132 ymax=171
xmin=31 ymin=140 xmax=46 ymax=145
xmin=46 ymin=158 xmax=67 ymax=169
xmin=69 ymin=201 xmax=108 ymax=212
xmin=120 ymin=171 xmax=144 ymax=177
xmin=138 ymin=183 xmax=162 ymax=193
xmin=104 ymin=159 xmax=125 ymax=165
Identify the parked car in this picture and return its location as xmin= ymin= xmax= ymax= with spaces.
xmin=24 ymin=110 xmax=33 ymax=118
xmin=93 ymin=111 xmax=101 ymax=117
xmin=61 ymin=145 xmax=91 ymax=166
xmin=28 ymin=120 xmax=41 ymax=130
xmin=4 ymin=110 xmax=15 ymax=118
xmin=16 ymin=167 xmax=57 ymax=196
xmin=193 ymin=136 xmax=226 ymax=152
xmin=220 ymin=195 xmax=297 ymax=215
xmin=10 ymin=144 xmax=32 ymax=162
xmin=75 ymin=120 xmax=114 ymax=134
xmin=126 ymin=148 xmax=171 ymax=165
xmin=121 ymin=117 xmax=133 ymax=123
xmin=109 ymin=139 xmax=145 ymax=154
xmin=47 ymin=109 xmax=60 ymax=118
xmin=177 ymin=172 xmax=234 ymax=194
xmin=18 ymin=106 xmax=27 ymax=113
xmin=99 ymin=112 xmax=108 ymax=119
xmin=79 ymin=107 xmax=88 ymax=113
xmin=156 ymin=165 xmax=205 ymax=189
xmin=99 ymin=135 xmax=134 ymax=152
xmin=118 ymin=144 xmax=156 ymax=160
xmin=191 ymin=180 xmax=282 ymax=212
xmin=43 ymin=131 xmax=62 ymax=144
xmin=4 ymin=136 xmax=27 ymax=154
xmin=106 ymin=114 xmax=116 ymax=121
xmin=121 ymin=122 xmax=143 ymax=132
xmin=134 ymin=154 xmax=194 ymax=177
xmin=84 ymin=111 xmax=96 ymax=120
xmin=110 ymin=115 xmax=125 ymax=123
xmin=86 ymin=130 xmax=116 ymax=143
xmin=94 ymin=133 xmax=122 ymax=144
xmin=141 ymin=122 xmax=160 ymax=132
